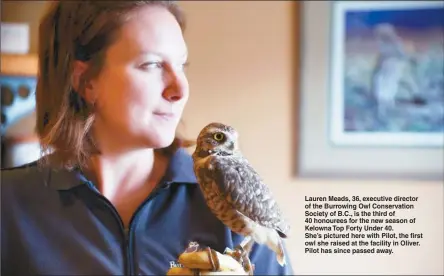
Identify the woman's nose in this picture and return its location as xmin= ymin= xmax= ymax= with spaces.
xmin=163 ymin=87 xmax=183 ymax=102
xmin=162 ymin=68 xmax=187 ymax=102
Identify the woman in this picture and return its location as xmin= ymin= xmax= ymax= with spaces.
xmin=1 ymin=1 xmax=293 ymax=275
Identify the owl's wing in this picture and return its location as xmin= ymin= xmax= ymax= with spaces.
xmin=210 ymin=156 xmax=289 ymax=237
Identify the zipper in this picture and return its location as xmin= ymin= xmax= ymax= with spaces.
xmin=85 ymin=180 xmax=169 ymax=276
xmin=123 ymin=228 xmax=130 ymax=274
xmin=126 ymin=184 xmax=168 ymax=274
xmin=84 ymin=182 xmax=131 ymax=275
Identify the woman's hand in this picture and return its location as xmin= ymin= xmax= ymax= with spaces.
xmin=166 ymin=241 xmax=253 ymax=275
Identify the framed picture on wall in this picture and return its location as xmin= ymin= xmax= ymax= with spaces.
xmin=329 ymin=1 xmax=444 ymax=147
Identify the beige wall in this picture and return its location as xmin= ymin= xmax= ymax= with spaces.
xmin=2 ymin=1 xmax=443 ymax=274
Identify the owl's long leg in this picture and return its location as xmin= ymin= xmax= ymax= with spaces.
xmin=233 ymin=236 xmax=253 ymax=257
xmin=237 ymin=236 xmax=249 ymax=249
xmin=239 ymin=236 xmax=253 ymax=249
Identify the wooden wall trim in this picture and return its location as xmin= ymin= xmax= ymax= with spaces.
xmin=291 ymin=1 xmax=302 ymax=177
xmin=0 ymin=54 xmax=38 ymax=76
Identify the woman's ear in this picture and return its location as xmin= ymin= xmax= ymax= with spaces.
xmin=72 ymin=60 xmax=96 ymax=104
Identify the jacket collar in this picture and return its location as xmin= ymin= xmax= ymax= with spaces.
xmin=46 ymin=148 xmax=198 ymax=190
xmin=162 ymin=148 xmax=198 ymax=184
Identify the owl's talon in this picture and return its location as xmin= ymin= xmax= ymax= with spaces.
xmin=231 ymin=246 xmax=244 ymax=260
xmin=234 ymin=248 xmax=254 ymax=275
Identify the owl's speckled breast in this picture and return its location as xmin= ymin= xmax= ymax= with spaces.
xmin=193 ymin=157 xmax=251 ymax=236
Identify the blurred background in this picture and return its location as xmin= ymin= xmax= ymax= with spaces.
xmin=1 ymin=1 xmax=443 ymax=274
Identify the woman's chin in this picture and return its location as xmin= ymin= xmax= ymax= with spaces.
xmin=145 ymin=132 xmax=176 ymax=149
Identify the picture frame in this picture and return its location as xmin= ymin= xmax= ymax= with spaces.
xmin=329 ymin=1 xmax=444 ymax=147
xmin=297 ymin=1 xmax=443 ymax=180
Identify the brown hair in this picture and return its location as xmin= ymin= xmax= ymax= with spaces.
xmin=35 ymin=1 xmax=194 ymax=170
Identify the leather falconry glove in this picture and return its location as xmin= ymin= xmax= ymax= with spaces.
xmin=166 ymin=241 xmax=254 ymax=275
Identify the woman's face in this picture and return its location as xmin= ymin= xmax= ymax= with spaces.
xmin=89 ymin=5 xmax=189 ymax=150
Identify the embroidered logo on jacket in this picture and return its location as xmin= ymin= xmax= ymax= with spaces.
xmin=169 ymin=241 xmax=201 ymax=269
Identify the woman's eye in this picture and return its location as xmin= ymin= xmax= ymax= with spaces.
xmin=139 ymin=61 xmax=189 ymax=72
xmin=140 ymin=62 xmax=163 ymax=70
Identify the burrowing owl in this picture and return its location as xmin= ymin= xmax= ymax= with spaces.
xmin=192 ymin=122 xmax=290 ymax=267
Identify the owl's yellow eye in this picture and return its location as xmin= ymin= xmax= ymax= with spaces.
xmin=213 ymin=132 xmax=225 ymax=141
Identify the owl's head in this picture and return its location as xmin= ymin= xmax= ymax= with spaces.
xmin=194 ymin=122 xmax=239 ymax=156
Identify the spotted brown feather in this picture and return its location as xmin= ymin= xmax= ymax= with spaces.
xmin=209 ymin=155 xmax=289 ymax=238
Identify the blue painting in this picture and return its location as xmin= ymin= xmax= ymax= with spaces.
xmin=330 ymin=1 xmax=444 ymax=147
